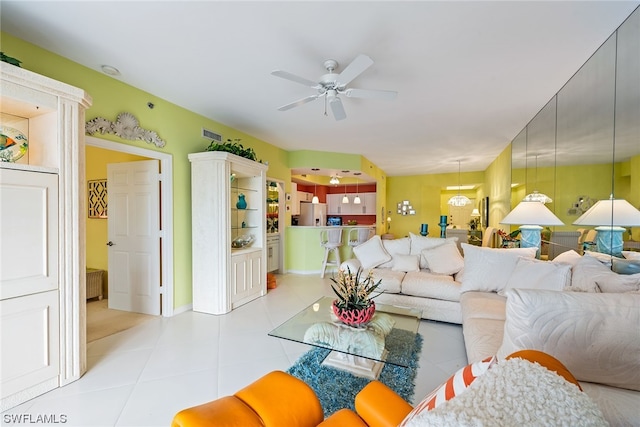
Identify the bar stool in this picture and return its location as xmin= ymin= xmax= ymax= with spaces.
xmin=348 ymin=228 xmax=373 ymax=249
xmin=320 ymin=228 xmax=343 ymax=278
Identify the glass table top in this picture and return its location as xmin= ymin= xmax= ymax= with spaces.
xmin=268 ymin=296 xmax=422 ymax=368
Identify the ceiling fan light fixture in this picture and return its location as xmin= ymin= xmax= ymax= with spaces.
xmin=329 ymin=175 xmax=340 ymax=185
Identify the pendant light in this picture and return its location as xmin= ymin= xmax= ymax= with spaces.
xmin=523 ymin=155 xmax=552 ymax=204
xmin=342 ymin=184 xmax=349 ymax=204
xmin=448 ymin=160 xmax=471 ymax=207
xmin=353 ymin=180 xmax=361 ymax=204
xmin=312 ymin=182 xmax=319 ymax=204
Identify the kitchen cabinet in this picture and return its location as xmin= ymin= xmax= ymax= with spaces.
xmin=327 ymin=192 xmax=376 ymax=215
xmin=297 ymin=191 xmax=313 ymax=202
xmin=291 ymin=183 xmax=300 ymax=215
xmin=267 ymin=234 xmax=280 ymax=272
xmin=326 ymin=193 xmax=343 ymax=214
xmin=363 ymin=192 xmax=377 ymax=214
xmin=0 ymin=62 xmax=91 ymax=410
xmin=189 ymin=151 xmax=268 ymax=314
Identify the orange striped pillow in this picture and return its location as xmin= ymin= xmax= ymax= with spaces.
xmin=400 ymin=356 xmax=496 ymax=425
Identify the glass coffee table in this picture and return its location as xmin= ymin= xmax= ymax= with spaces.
xmin=269 ymin=296 xmax=422 ymax=379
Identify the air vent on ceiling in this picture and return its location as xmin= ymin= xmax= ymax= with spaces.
xmin=202 ymin=128 xmax=222 ymax=142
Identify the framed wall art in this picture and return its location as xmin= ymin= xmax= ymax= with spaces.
xmin=88 ymin=179 xmax=108 ymax=218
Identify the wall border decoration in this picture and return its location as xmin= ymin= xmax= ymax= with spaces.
xmin=88 ymin=179 xmax=108 ymax=218
xmin=85 ymin=112 xmax=166 ymax=148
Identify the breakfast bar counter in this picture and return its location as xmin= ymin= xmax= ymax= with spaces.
xmin=285 ymin=225 xmax=376 ymax=275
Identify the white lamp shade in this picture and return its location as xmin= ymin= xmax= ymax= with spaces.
xmin=573 ymin=198 xmax=640 ymax=226
xmin=471 ymin=208 xmax=481 ymax=217
xmin=501 ymin=201 xmax=564 ymax=226
xmin=342 ymin=195 xmax=349 ymax=203
xmin=312 ymin=195 xmax=319 ymax=204
xmin=353 ymin=195 xmax=361 ymax=204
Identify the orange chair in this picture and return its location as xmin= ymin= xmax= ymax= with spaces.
xmin=172 ymin=351 xmax=579 ymax=427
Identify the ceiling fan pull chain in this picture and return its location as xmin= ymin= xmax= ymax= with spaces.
xmin=324 ymin=95 xmax=328 ymax=117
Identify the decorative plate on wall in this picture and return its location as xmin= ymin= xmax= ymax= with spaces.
xmin=0 ymin=125 xmax=28 ymax=162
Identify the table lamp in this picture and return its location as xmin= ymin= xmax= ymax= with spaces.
xmin=500 ymin=200 xmax=563 ymax=255
xmin=572 ymin=196 xmax=640 ymax=256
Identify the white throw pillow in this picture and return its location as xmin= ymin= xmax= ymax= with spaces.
xmin=459 ymin=244 xmax=537 ymax=293
xmin=499 ymin=257 xmax=572 ymax=295
xmin=421 ymin=242 xmax=464 ymax=275
xmin=408 ymin=233 xmax=455 ymax=269
xmin=551 ymin=249 xmax=582 ymax=267
xmin=353 ymin=235 xmax=392 ymax=269
xmin=497 ymin=288 xmax=640 ymax=392
xmin=378 ymin=237 xmax=411 ymax=269
xmin=570 ymin=255 xmax=640 ymax=293
xmin=392 ymin=254 xmax=420 ymax=272
xmin=584 ymin=250 xmax=614 ymax=267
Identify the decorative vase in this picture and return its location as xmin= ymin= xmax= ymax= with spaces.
xmin=420 ymin=223 xmax=429 ymax=236
xmin=332 ymin=300 xmax=376 ymax=327
xmin=236 ymin=193 xmax=247 ymax=210
xmin=439 ymin=215 xmax=448 ymax=238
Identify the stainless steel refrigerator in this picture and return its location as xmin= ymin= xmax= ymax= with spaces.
xmin=298 ymin=202 xmax=327 ymax=226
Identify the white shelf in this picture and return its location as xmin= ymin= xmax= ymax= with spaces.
xmin=189 ymin=151 xmax=269 ymax=315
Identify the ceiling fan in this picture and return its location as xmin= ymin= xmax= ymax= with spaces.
xmin=271 ymin=54 xmax=397 ymax=121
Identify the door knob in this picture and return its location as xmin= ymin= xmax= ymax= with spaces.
xmin=106 ymin=241 xmax=115 ymax=246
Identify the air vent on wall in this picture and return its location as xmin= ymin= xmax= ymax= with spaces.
xmin=202 ymin=128 xmax=222 ymax=142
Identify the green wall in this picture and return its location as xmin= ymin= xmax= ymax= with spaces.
xmin=1 ymin=32 xmax=293 ymax=309
xmin=386 ymin=170 xmax=486 ymax=238
xmin=2 ymin=31 xmax=520 ymax=299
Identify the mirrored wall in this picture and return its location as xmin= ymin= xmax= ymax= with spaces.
xmin=511 ymin=6 xmax=639 ymax=241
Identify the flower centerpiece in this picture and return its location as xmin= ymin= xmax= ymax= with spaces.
xmin=330 ymin=266 xmax=382 ymax=327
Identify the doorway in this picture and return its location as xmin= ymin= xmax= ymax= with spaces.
xmin=85 ymin=136 xmax=174 ymax=322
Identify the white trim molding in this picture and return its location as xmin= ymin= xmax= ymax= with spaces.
xmin=85 ymin=136 xmax=174 ymax=317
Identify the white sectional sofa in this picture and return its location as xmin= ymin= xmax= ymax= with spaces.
xmin=342 ymin=234 xmax=640 ymax=426
xmin=341 ymin=233 xmax=469 ymax=324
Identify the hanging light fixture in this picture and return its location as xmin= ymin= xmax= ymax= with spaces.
xmin=329 ymin=175 xmax=340 ymax=185
xmin=448 ymin=160 xmax=471 ymax=207
xmin=354 ymin=180 xmax=361 ymax=204
xmin=312 ymin=182 xmax=319 ymax=204
xmin=342 ymin=184 xmax=349 ymax=204
xmin=523 ymin=155 xmax=552 ymax=203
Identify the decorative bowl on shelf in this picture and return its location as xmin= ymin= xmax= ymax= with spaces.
xmin=347 ymin=220 xmax=358 ymax=225
xmin=232 ymin=234 xmax=255 ymax=249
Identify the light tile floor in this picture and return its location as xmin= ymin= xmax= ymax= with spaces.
xmin=2 ymin=274 xmax=467 ymax=426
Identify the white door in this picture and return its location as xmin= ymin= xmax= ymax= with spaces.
xmin=107 ymin=160 xmax=161 ymax=315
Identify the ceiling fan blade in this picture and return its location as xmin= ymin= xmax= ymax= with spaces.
xmin=329 ymin=97 xmax=347 ymax=121
xmin=277 ymin=95 xmax=319 ymax=111
xmin=336 ymin=54 xmax=374 ymax=87
xmin=271 ymin=70 xmax=321 ymax=88
xmin=343 ymin=88 xmax=397 ymax=100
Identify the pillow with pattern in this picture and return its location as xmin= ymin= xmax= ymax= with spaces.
xmin=399 ymin=356 xmax=496 ymax=426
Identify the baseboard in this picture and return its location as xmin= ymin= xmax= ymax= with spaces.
xmin=172 ymin=303 xmax=193 ymax=316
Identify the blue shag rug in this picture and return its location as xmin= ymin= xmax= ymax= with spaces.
xmin=287 ymin=329 xmax=423 ymax=417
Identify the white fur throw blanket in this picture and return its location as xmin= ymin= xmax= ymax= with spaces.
xmin=405 ymin=357 xmax=608 ymax=427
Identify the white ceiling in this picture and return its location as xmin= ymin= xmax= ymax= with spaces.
xmin=2 ymin=1 xmax=638 ymax=178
